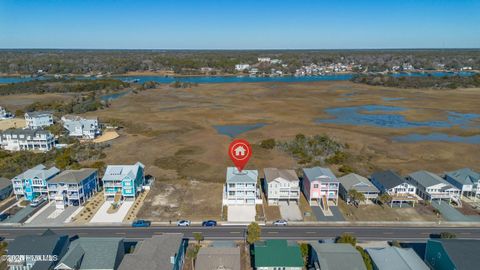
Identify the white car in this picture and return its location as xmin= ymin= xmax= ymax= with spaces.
xmin=177 ymin=220 xmax=191 ymax=227
xmin=273 ymin=219 xmax=288 ymax=226
xmin=30 ymin=196 xmax=46 ymax=207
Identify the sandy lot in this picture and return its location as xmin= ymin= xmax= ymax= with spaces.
xmin=0 ymin=118 xmax=25 ymax=130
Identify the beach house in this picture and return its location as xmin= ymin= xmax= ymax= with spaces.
xmin=0 ymin=106 xmax=14 ymax=119
xmin=370 ymin=170 xmax=419 ymax=207
xmin=24 ymin=111 xmax=53 ymax=129
xmin=0 ymin=128 xmax=56 ymax=152
xmin=102 ymin=162 xmax=145 ymax=201
xmin=338 ymin=173 xmax=379 ymax=203
xmin=195 ymin=246 xmax=241 ymax=270
xmin=302 ymin=167 xmax=339 ymax=208
xmin=406 ymin=170 xmax=461 ymax=205
xmin=263 ymin=168 xmax=300 ymax=205
xmin=47 ymin=168 xmax=99 ymax=209
xmin=425 ymin=239 xmax=480 ymax=270
xmin=309 ymin=243 xmax=367 ymax=270
xmin=253 ymin=240 xmax=304 ymax=270
xmin=11 ymin=164 xmax=60 ymax=201
xmin=223 ymin=167 xmax=260 ymax=205
xmin=366 ymin=246 xmax=429 ymax=270
xmin=61 ymin=115 xmax=101 ymax=139
xmin=445 ymin=168 xmax=480 ymax=200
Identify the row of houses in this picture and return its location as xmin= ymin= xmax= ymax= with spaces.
xmin=223 ymin=166 xmax=480 ymax=210
xmin=0 ymin=111 xmax=100 ymax=152
xmin=7 ymin=229 xmax=479 ymax=270
xmin=10 ymin=162 xmax=146 ymax=209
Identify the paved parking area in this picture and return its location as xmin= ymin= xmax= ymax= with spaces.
xmin=432 ymin=201 xmax=480 ymax=222
xmin=227 ymin=205 xmax=256 ymax=222
xmin=312 ymin=206 xmax=345 ymax=221
xmin=279 ymin=201 xmax=302 ymax=221
xmin=26 ymin=203 xmax=80 ymax=226
xmin=90 ymin=201 xmax=133 ymax=223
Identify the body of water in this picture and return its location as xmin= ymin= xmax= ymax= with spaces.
xmin=317 ymin=105 xmax=480 ymax=129
xmin=0 ymin=71 xmax=475 ymax=84
xmin=213 ymin=123 xmax=267 ymax=138
xmin=394 ymin=133 xmax=480 ymax=144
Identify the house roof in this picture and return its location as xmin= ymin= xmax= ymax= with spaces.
xmin=254 ymin=240 xmax=304 ymax=267
xmin=61 ymin=115 xmax=98 ymax=122
xmin=263 ymin=168 xmax=299 ymax=183
xmin=366 ymin=246 xmax=429 ymax=270
xmin=102 ymin=162 xmax=145 ymax=181
xmin=195 ymin=247 xmax=241 ymax=270
xmin=428 ymin=239 xmax=480 ymax=270
xmin=57 ymin=237 xmax=124 ymax=270
xmin=49 ymin=169 xmax=97 ymax=184
xmin=408 ymin=170 xmax=455 ymax=189
xmin=0 ymin=128 xmax=52 ymax=137
xmin=13 ymin=165 xmax=60 ymax=181
xmin=446 ymin=168 xmax=480 ymax=186
xmin=371 ymin=170 xmax=405 ymax=190
xmin=0 ymin=177 xmax=12 ymax=190
xmin=303 ymin=167 xmax=338 ymax=183
xmin=310 ymin=243 xmax=366 ymax=270
xmin=25 ymin=111 xmax=53 ymax=118
xmin=338 ymin=173 xmax=379 ymax=193
xmin=226 ymin=167 xmax=258 ymax=183
xmin=118 ymin=233 xmax=184 ymax=270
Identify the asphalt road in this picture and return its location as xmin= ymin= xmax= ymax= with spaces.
xmin=2 ymin=225 xmax=480 ymax=241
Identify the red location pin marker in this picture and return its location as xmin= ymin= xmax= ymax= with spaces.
xmin=228 ymin=139 xmax=252 ymax=172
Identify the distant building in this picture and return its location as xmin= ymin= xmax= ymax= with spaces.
xmin=309 ymin=243 xmax=367 ymax=270
xmin=55 ymin=237 xmax=125 ymax=270
xmin=47 ymin=168 xmax=99 ymax=209
xmin=223 ymin=167 xmax=260 ymax=205
xmin=263 ymin=168 xmax=300 ymax=205
xmin=118 ymin=234 xmax=188 ymax=270
xmin=24 ymin=111 xmax=53 ymax=129
xmin=61 ymin=115 xmax=101 ymax=139
xmin=253 ymin=240 xmax=304 ymax=270
xmin=366 ymin=246 xmax=429 ymax=270
xmin=8 ymin=229 xmax=70 ymax=270
xmin=302 ymin=167 xmax=339 ymax=208
xmin=12 ymin=164 xmax=60 ymax=201
xmin=425 ymin=239 xmax=480 ymax=270
xmin=445 ymin=168 xmax=480 ymax=200
xmin=0 ymin=177 xmax=13 ymax=200
xmin=257 ymin=57 xmax=271 ymax=63
xmin=235 ymin=64 xmax=250 ymax=71
xmin=0 ymin=128 xmax=56 ymax=152
xmin=0 ymin=106 xmax=14 ymax=119
xmin=406 ymin=170 xmax=461 ymax=204
xmin=370 ymin=170 xmax=419 ymax=207
xmin=195 ymin=246 xmax=241 ymax=270
xmin=102 ymin=162 xmax=145 ymax=201
xmin=338 ymin=173 xmax=379 ymax=203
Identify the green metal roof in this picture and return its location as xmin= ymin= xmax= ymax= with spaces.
xmin=254 ymin=240 xmax=304 ymax=267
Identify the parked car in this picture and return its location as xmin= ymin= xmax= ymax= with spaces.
xmin=202 ymin=220 xmax=217 ymax=227
xmin=273 ymin=219 xmax=288 ymax=226
xmin=177 ymin=220 xmax=191 ymax=227
xmin=0 ymin=213 xmax=10 ymax=221
xmin=30 ymin=196 xmax=46 ymax=207
xmin=132 ymin=220 xmax=151 ymax=227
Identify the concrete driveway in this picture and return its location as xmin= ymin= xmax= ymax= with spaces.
xmin=279 ymin=201 xmax=302 ymax=221
xmin=90 ymin=201 xmax=133 ymax=223
xmin=26 ymin=203 xmax=80 ymax=226
xmin=228 ymin=205 xmax=256 ymax=222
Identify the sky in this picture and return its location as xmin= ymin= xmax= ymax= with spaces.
xmin=0 ymin=0 xmax=479 ymax=49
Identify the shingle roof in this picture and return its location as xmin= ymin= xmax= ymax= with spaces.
xmin=57 ymin=237 xmax=124 ymax=270
xmin=25 ymin=111 xmax=53 ymax=118
xmin=263 ymin=168 xmax=299 ymax=183
xmin=102 ymin=162 xmax=144 ymax=181
xmin=338 ymin=173 xmax=379 ymax=193
xmin=371 ymin=170 xmax=405 ymax=190
xmin=366 ymin=246 xmax=429 ymax=270
xmin=310 ymin=243 xmax=366 ymax=270
xmin=0 ymin=128 xmax=52 ymax=137
xmin=226 ymin=167 xmax=258 ymax=183
xmin=408 ymin=170 xmax=455 ymax=189
xmin=13 ymin=165 xmax=60 ymax=181
xmin=446 ymin=168 xmax=480 ymax=186
xmin=429 ymin=239 xmax=480 ymax=270
xmin=254 ymin=240 xmax=304 ymax=267
xmin=49 ymin=169 xmax=97 ymax=184
xmin=0 ymin=177 xmax=12 ymax=190
xmin=303 ymin=167 xmax=338 ymax=183
xmin=195 ymin=247 xmax=241 ymax=270
xmin=118 ymin=234 xmax=184 ymax=270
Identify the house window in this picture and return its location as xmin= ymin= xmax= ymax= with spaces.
xmin=313 ymin=184 xmax=319 ymax=188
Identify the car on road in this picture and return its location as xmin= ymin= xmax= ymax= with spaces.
xmin=202 ymin=220 xmax=217 ymax=227
xmin=0 ymin=213 xmax=10 ymax=222
xmin=30 ymin=196 xmax=46 ymax=207
xmin=273 ymin=219 xmax=288 ymax=226
xmin=177 ymin=220 xmax=191 ymax=227
xmin=132 ymin=220 xmax=151 ymax=227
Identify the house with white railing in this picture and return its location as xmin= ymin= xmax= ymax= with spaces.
xmin=223 ymin=167 xmax=261 ymax=205
xmin=302 ymin=167 xmax=339 ymax=208
xmin=24 ymin=111 xmax=53 ymax=129
xmin=445 ymin=168 xmax=480 ymax=200
xmin=102 ymin=162 xmax=145 ymax=201
xmin=406 ymin=170 xmax=461 ymax=206
xmin=263 ymin=168 xmax=300 ymax=205
xmin=11 ymin=164 xmax=60 ymax=201
xmin=47 ymin=168 xmax=98 ymax=209
xmin=0 ymin=128 xmax=56 ymax=152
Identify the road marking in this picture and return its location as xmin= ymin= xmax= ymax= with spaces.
xmin=230 ymin=231 xmax=241 ymax=234
xmin=461 ymin=232 xmax=472 ymax=235
xmin=306 ymin=232 xmax=316 ymax=234
xmin=115 ymin=232 xmax=126 ymax=235
xmin=267 ymin=231 xmax=278 ymax=234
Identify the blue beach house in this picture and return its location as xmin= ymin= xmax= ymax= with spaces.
xmin=102 ymin=162 xmax=145 ymax=201
xmin=11 ymin=164 xmax=60 ymax=201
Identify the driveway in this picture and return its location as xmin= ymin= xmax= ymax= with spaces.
xmin=228 ymin=205 xmax=256 ymax=222
xmin=432 ymin=201 xmax=480 ymax=222
xmin=311 ymin=206 xmax=345 ymax=221
xmin=25 ymin=203 xmax=80 ymax=226
xmin=90 ymin=201 xmax=133 ymax=223
xmin=278 ymin=201 xmax=302 ymax=221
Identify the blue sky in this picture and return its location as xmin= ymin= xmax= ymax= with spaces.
xmin=1 ymin=0 xmax=479 ymax=49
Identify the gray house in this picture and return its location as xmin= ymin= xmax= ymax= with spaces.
xmin=0 ymin=177 xmax=12 ymax=200
xmin=309 ymin=243 xmax=367 ymax=270
xmin=55 ymin=238 xmax=125 ymax=270
xmin=338 ymin=173 xmax=379 ymax=203
xmin=370 ymin=170 xmax=418 ymax=207
xmin=406 ymin=170 xmax=461 ymax=205
xmin=263 ymin=168 xmax=300 ymax=205
xmin=366 ymin=246 xmax=429 ymax=270
xmin=445 ymin=168 xmax=480 ymax=200
xmin=195 ymin=247 xmax=241 ymax=270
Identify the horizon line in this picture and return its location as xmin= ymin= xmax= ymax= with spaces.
xmin=1 ymin=47 xmax=480 ymax=51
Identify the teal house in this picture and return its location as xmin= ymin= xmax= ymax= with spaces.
xmin=11 ymin=164 xmax=60 ymax=201
xmin=425 ymin=239 xmax=480 ymax=270
xmin=102 ymin=162 xmax=145 ymax=201
xmin=253 ymin=240 xmax=304 ymax=270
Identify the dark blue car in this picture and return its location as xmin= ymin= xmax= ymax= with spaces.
xmin=202 ymin=220 xmax=217 ymax=227
xmin=132 ymin=220 xmax=151 ymax=227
